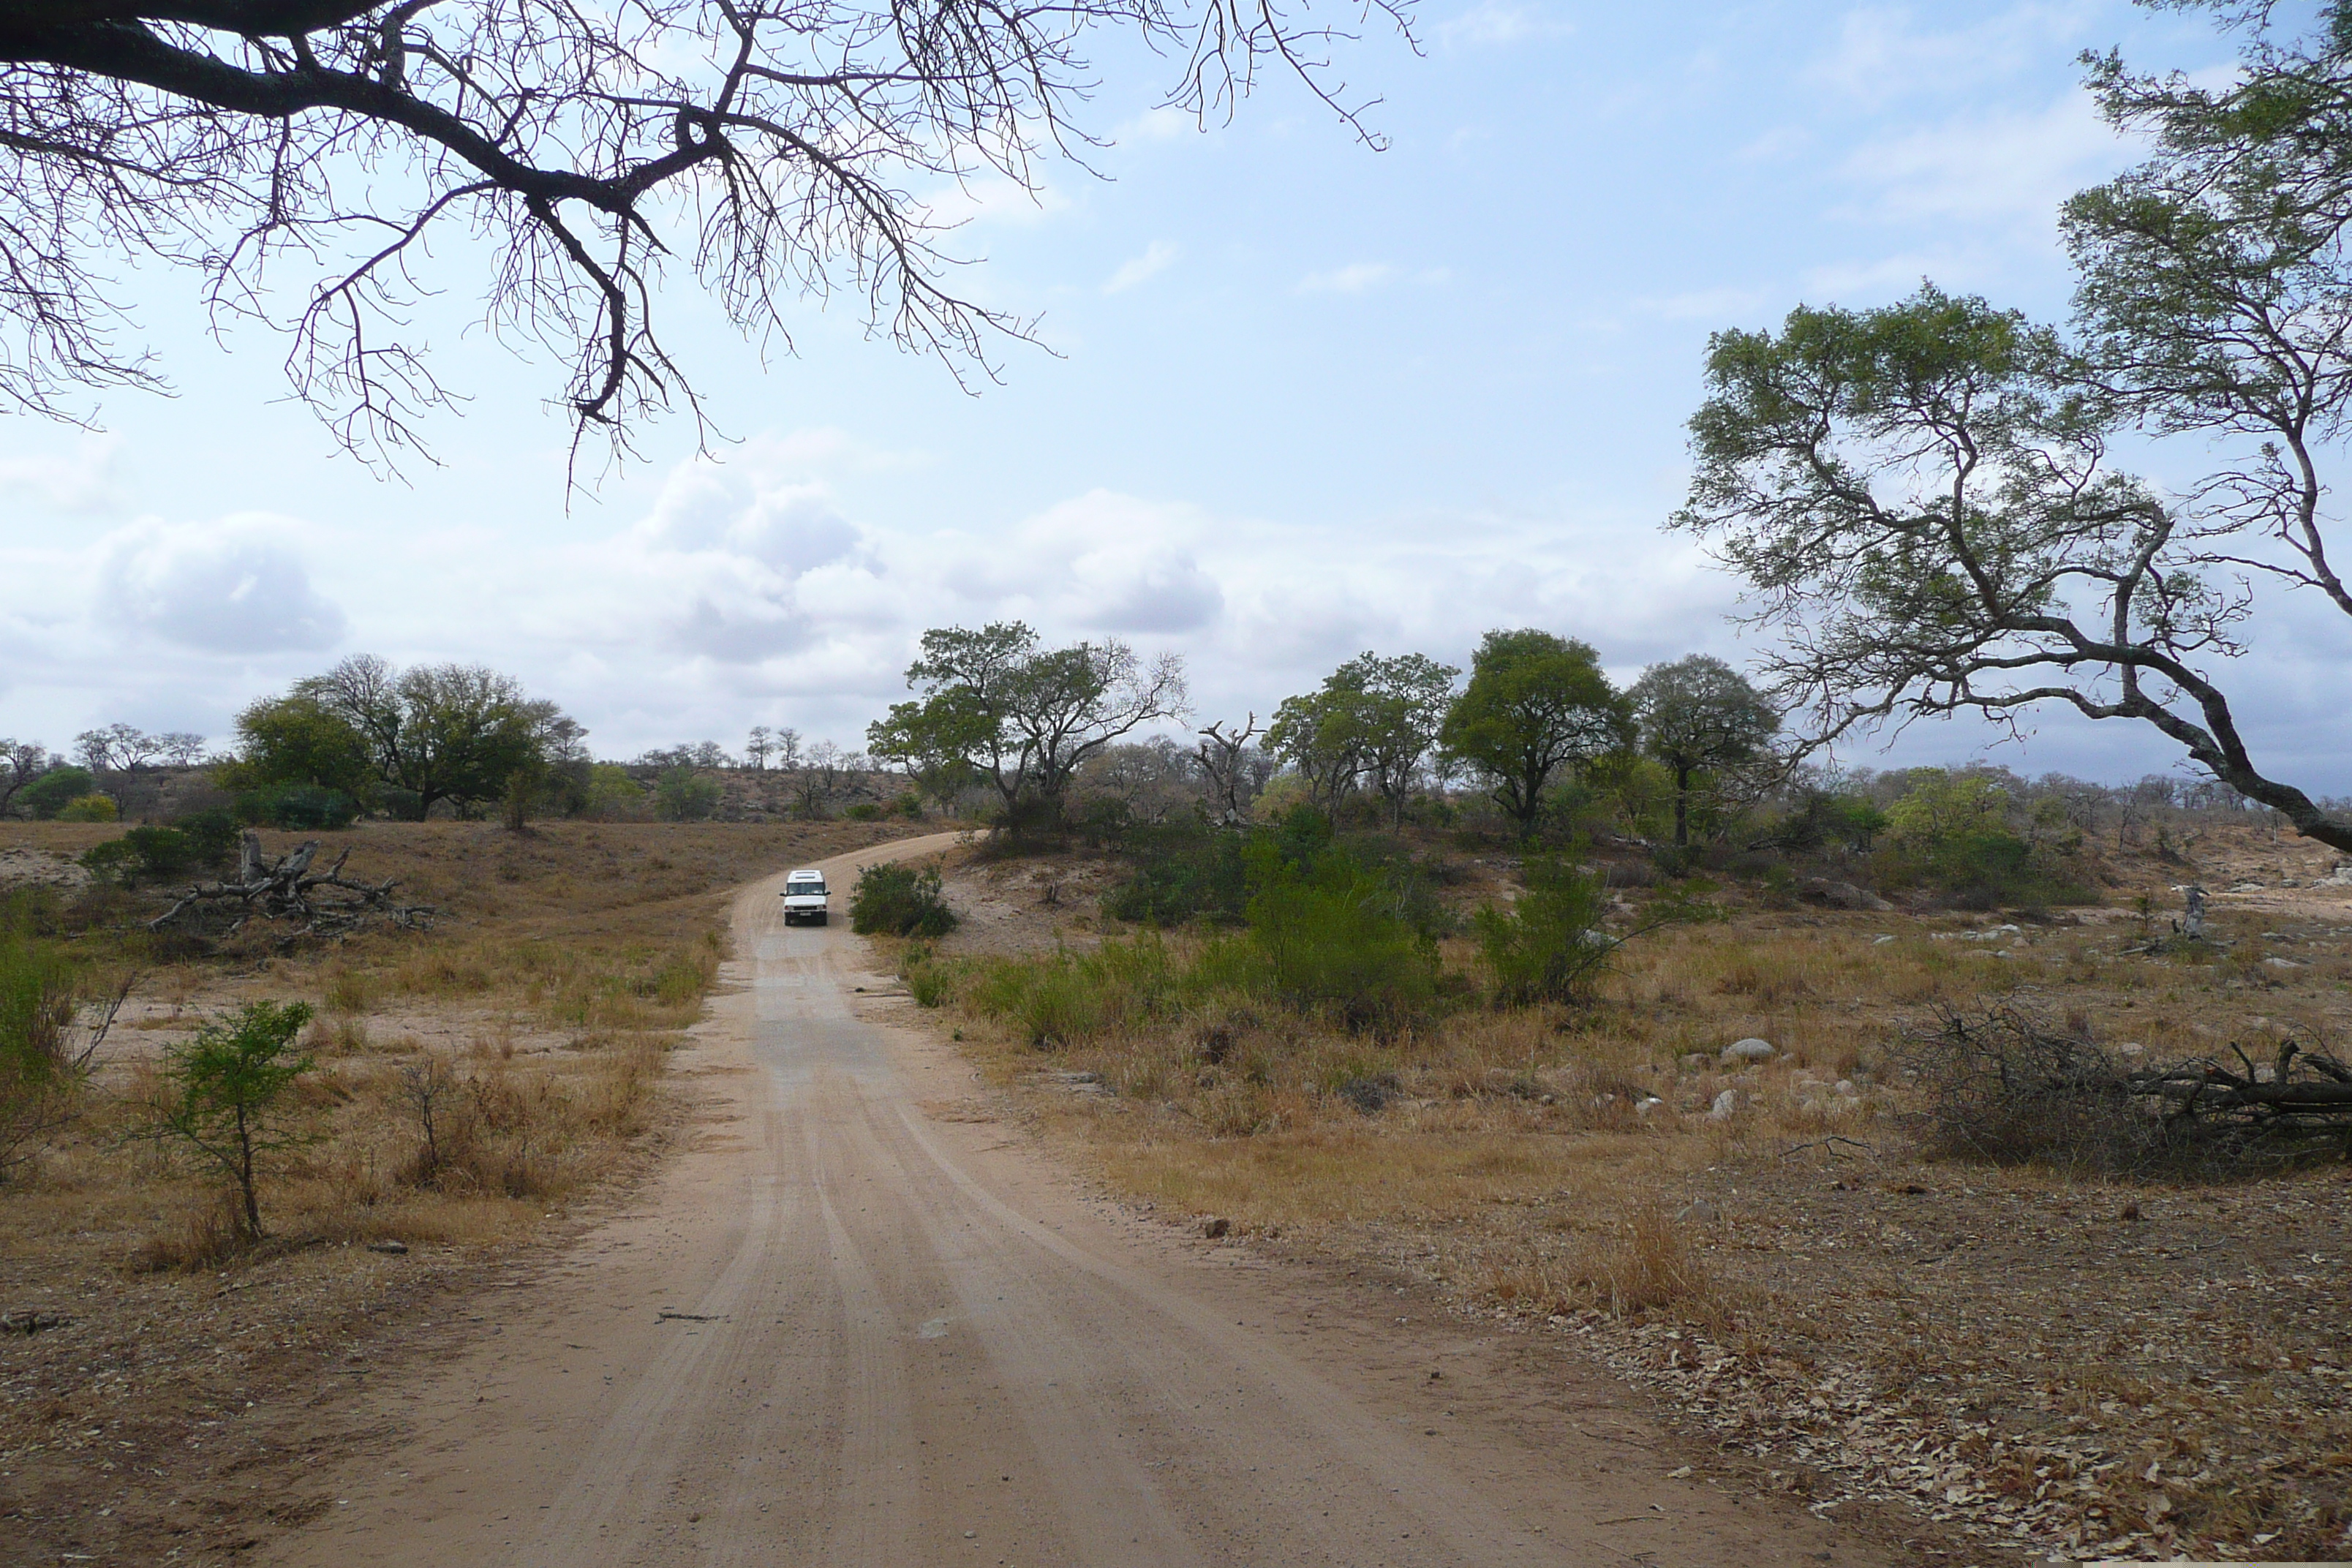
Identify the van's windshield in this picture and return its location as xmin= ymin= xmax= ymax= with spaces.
xmin=788 ymin=878 xmax=826 ymax=894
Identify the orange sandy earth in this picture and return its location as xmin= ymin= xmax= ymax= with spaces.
xmin=260 ymin=834 xmax=1890 ymax=1567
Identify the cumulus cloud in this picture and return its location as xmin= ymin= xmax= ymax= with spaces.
xmin=99 ymin=517 xmax=347 ymax=654
xmin=1104 ymin=241 xmax=1179 ymax=295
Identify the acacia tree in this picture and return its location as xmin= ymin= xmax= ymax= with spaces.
xmin=1439 ymin=629 xmax=1631 ymax=837
xmin=1627 ymin=654 xmax=1777 ymax=847
xmin=1673 ymin=4 xmax=2352 ymax=857
xmin=1 ymin=0 xmax=1406 ymax=467
xmin=868 ymin=622 xmax=1186 ymax=832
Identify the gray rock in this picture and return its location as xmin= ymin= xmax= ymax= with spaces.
xmin=1720 ymin=1038 xmax=1775 ymax=1064
xmin=1708 ymin=1088 xmax=1739 ymax=1120
xmin=1676 ymin=1199 xmax=1719 ymax=1223
xmin=1201 ymin=1216 xmax=1231 ymax=1240
xmin=1801 ymin=878 xmax=1896 ymax=913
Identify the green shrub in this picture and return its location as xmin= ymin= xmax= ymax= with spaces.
xmin=139 ymin=1000 xmax=315 ymax=1240
xmin=901 ymin=946 xmax=955 ymax=1007
xmin=1242 ymin=837 xmax=1439 ymax=1031
xmin=1105 ymin=821 xmax=1251 ymax=926
xmin=894 ymin=793 xmax=924 ymax=819
xmin=963 ymin=932 xmax=1196 ymax=1047
xmin=1 ymin=899 xmax=80 ymax=1184
xmin=235 ymin=783 xmax=360 ymax=829
xmin=849 ymin=862 xmax=959 ymax=937
xmin=655 ymin=767 xmax=720 ymax=822
xmin=56 ymin=794 xmax=118 ymax=823
xmin=173 ymin=808 xmax=242 ymax=865
xmin=582 ymin=763 xmax=648 ymax=820
xmin=81 ymin=825 xmax=216 ymax=885
xmin=845 ymin=802 xmax=883 ymax=821
xmin=1472 ymin=856 xmax=1614 ymax=1005
xmin=16 ymin=767 xmax=94 ymax=819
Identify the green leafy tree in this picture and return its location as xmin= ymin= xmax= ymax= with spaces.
xmin=1265 ymin=685 xmax=1370 ymax=809
xmin=1672 ymin=0 xmax=2352 ymax=857
xmin=293 ymin=655 xmax=579 ymax=821
xmin=1885 ymin=771 xmax=2011 ymax=854
xmin=1439 ymin=630 xmax=1632 ymax=837
xmin=1268 ymin=652 xmax=1459 ymax=823
xmin=214 ymin=695 xmax=377 ymax=802
xmin=655 ymin=767 xmax=722 ymax=822
xmin=17 ymin=766 xmax=94 ymax=820
xmin=1627 ymin=655 xmax=1779 ymax=846
xmin=869 ymin=622 xmax=1186 ymax=834
xmin=141 ymin=1001 xmax=315 ymax=1241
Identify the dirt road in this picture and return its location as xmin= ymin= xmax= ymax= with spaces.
xmin=273 ymin=834 xmax=1883 ymax=1567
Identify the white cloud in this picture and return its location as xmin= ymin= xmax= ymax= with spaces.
xmin=1434 ymin=1 xmax=1571 ymax=48
xmin=1836 ymin=94 xmax=2125 ymax=230
xmin=1104 ymin=241 xmax=1180 ymax=295
xmin=916 ymin=173 xmax=1071 ymax=230
xmin=99 ymin=516 xmax=347 ymax=655
xmin=1115 ymin=107 xmax=1195 ymax=143
xmin=0 ymin=434 xmax=127 ymax=515
xmin=1806 ymin=2 xmax=2097 ymax=109
xmin=1297 ymin=262 xmax=1395 ymax=295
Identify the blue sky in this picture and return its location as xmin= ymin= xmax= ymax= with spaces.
xmin=7 ymin=0 xmax=2343 ymax=788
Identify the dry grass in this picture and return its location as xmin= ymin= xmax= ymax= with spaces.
xmin=917 ymin=825 xmax=2352 ymax=1562
xmin=0 ymin=816 xmax=927 ymax=1565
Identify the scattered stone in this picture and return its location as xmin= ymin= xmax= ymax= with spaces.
xmin=1833 ymin=1079 xmax=1858 ymax=1096
xmin=1635 ymin=1096 xmax=1665 ymax=1117
xmin=1872 ymin=934 xmax=1897 ymax=946
xmin=2229 ymin=881 xmax=2266 ymax=894
xmin=1676 ymin=1199 xmax=1719 ymax=1224
xmin=1720 ymin=1038 xmax=1775 ymax=1064
xmin=1708 ymin=1088 xmax=1738 ymax=1120
xmin=0 ymin=1309 xmax=71 ymax=1335
xmin=1201 ymin=1216 xmax=1231 ymax=1240
xmin=2264 ymin=956 xmax=2304 ymax=970
xmin=2118 ymin=1042 xmax=2146 ymax=1057
xmin=366 ymin=1240 xmax=410 ymax=1256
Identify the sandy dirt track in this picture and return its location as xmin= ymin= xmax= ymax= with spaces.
xmin=269 ymin=834 xmax=1885 ymax=1567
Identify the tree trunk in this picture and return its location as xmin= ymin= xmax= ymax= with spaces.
xmin=1673 ymin=763 xmax=1692 ymax=847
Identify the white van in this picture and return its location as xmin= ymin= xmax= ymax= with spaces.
xmin=780 ymin=868 xmax=830 ymax=926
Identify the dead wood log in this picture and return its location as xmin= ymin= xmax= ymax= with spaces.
xmin=150 ymin=832 xmax=435 ymax=942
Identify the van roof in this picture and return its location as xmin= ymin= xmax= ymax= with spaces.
xmin=787 ymin=868 xmax=824 ymax=879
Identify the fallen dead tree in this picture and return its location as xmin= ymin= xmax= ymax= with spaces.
xmin=1896 ymin=1003 xmax=2352 ymax=1175
xmin=149 ymin=832 xmax=435 ymax=941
